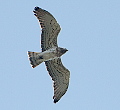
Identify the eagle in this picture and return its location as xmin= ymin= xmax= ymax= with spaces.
xmin=27 ymin=7 xmax=70 ymax=103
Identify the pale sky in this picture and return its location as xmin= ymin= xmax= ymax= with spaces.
xmin=0 ymin=0 xmax=120 ymax=110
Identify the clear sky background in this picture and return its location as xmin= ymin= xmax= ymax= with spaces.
xmin=0 ymin=0 xmax=120 ymax=110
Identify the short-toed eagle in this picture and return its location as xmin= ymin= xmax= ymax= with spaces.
xmin=28 ymin=7 xmax=70 ymax=103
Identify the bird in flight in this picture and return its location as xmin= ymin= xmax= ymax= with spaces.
xmin=27 ymin=7 xmax=70 ymax=103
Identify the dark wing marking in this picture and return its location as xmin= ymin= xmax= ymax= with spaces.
xmin=33 ymin=7 xmax=61 ymax=51
xmin=45 ymin=58 xmax=70 ymax=103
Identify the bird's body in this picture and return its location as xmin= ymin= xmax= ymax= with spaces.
xmin=28 ymin=47 xmax=68 ymax=68
xmin=27 ymin=7 xmax=70 ymax=103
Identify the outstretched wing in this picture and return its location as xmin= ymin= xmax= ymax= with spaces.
xmin=33 ymin=7 xmax=61 ymax=51
xmin=45 ymin=58 xmax=70 ymax=103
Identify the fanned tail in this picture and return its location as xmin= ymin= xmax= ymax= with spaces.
xmin=27 ymin=51 xmax=43 ymax=68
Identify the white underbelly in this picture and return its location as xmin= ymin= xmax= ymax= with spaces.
xmin=39 ymin=47 xmax=59 ymax=61
xmin=43 ymin=52 xmax=58 ymax=61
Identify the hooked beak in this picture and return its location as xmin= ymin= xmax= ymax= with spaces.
xmin=64 ymin=48 xmax=68 ymax=51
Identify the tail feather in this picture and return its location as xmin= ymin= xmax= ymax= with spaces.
xmin=28 ymin=51 xmax=43 ymax=68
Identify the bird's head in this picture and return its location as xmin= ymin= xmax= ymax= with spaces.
xmin=59 ymin=48 xmax=68 ymax=54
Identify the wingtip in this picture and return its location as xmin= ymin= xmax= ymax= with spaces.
xmin=34 ymin=6 xmax=40 ymax=11
xmin=54 ymin=99 xmax=59 ymax=103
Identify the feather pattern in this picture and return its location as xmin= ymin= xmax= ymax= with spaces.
xmin=45 ymin=58 xmax=70 ymax=103
xmin=33 ymin=7 xmax=61 ymax=51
